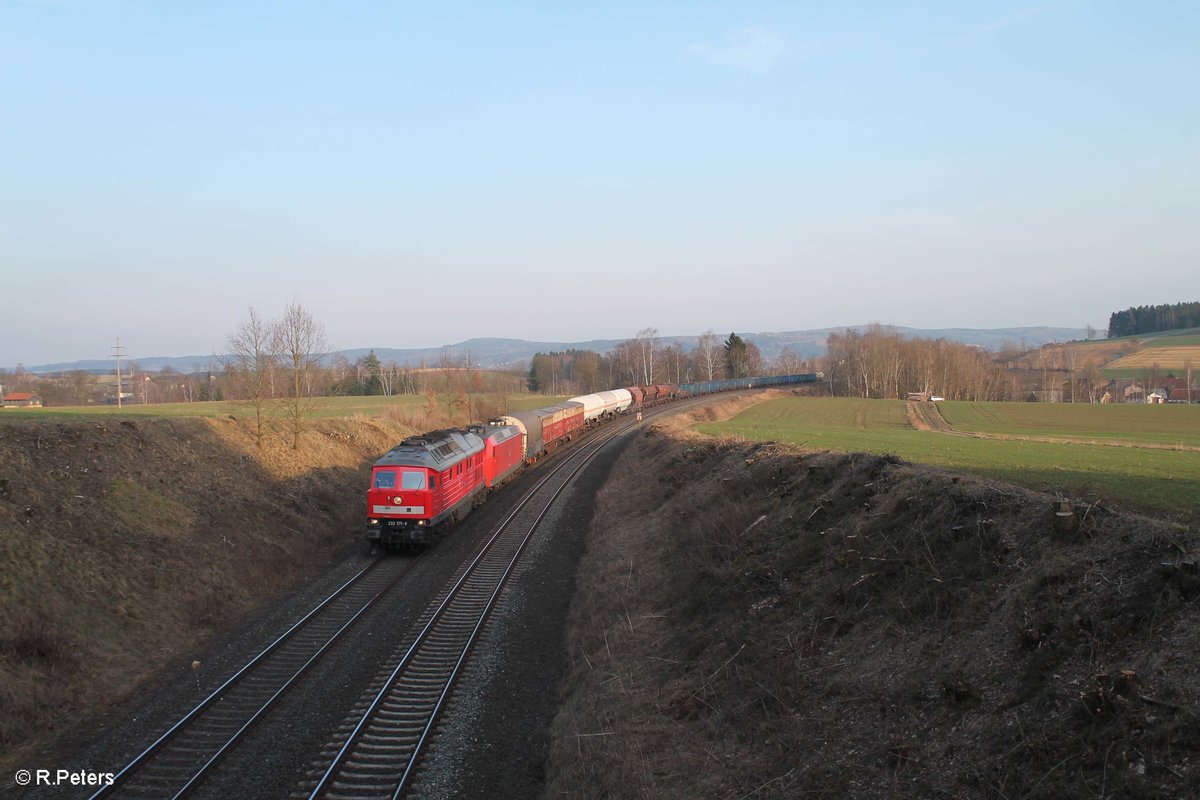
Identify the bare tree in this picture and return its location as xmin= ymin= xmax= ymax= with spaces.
xmin=224 ymin=307 xmax=279 ymax=448
xmin=462 ymin=350 xmax=482 ymax=421
xmin=775 ymin=346 xmax=805 ymax=376
xmin=606 ymin=341 xmax=639 ymax=386
xmin=437 ymin=348 xmax=459 ymax=420
xmin=276 ymin=302 xmax=327 ymax=450
xmin=694 ymin=330 xmax=722 ymax=381
xmin=1065 ymin=346 xmax=1078 ymax=403
xmin=634 ymin=328 xmax=659 ymax=385
xmin=1086 ymin=360 xmax=1102 ymax=403
xmin=661 ymin=342 xmax=686 ymax=384
xmin=378 ymin=359 xmax=398 ymax=396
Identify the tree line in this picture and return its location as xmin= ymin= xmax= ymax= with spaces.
xmin=526 ymin=331 xmax=812 ymax=393
xmin=7 ymin=322 xmax=819 ymax=428
xmin=825 ymin=325 xmax=1011 ymax=401
xmin=223 ymin=306 xmax=528 ymax=446
xmin=1107 ymin=301 xmax=1200 ymax=338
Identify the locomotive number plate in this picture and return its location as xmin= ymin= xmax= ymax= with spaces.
xmin=372 ymin=505 xmax=425 ymax=515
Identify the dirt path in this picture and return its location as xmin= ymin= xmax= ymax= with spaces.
xmin=905 ymin=400 xmax=958 ymax=434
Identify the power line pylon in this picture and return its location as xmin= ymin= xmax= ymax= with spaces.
xmin=110 ymin=338 xmax=127 ymax=408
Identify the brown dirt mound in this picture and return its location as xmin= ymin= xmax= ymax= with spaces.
xmin=548 ymin=425 xmax=1199 ymax=798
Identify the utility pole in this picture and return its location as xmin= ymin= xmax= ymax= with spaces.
xmin=110 ymin=338 xmax=126 ymax=408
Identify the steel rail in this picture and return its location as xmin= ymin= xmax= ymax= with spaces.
xmin=90 ymin=556 xmax=401 ymax=799
xmin=306 ymin=421 xmax=632 ymax=799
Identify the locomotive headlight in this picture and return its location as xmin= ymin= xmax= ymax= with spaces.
xmin=369 ymin=519 xmax=379 ymax=525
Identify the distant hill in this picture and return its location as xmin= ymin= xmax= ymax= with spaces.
xmin=12 ymin=326 xmax=1088 ymax=375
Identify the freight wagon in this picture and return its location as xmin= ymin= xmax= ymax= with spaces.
xmin=679 ymin=373 xmax=819 ymax=396
xmin=498 ymin=401 xmax=586 ymax=462
xmin=366 ymin=372 xmax=818 ymax=550
xmin=568 ymin=389 xmax=633 ymax=424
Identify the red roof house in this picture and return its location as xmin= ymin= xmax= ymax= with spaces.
xmin=2 ymin=392 xmax=42 ymax=408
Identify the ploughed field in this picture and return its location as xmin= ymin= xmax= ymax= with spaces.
xmin=696 ymin=397 xmax=1200 ymax=517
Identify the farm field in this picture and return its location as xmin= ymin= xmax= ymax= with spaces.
xmin=939 ymin=400 xmax=1200 ymax=448
xmin=0 ymin=393 xmax=567 ymax=422
xmin=696 ymin=397 xmax=1200 ymax=517
xmin=1106 ymin=345 xmax=1200 ymax=371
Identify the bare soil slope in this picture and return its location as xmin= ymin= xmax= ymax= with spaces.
xmin=548 ymin=408 xmax=1199 ymax=798
xmin=0 ymin=415 xmax=412 ymax=769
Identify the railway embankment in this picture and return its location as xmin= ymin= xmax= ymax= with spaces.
xmin=0 ymin=414 xmax=412 ymax=771
xmin=548 ymin=405 xmax=1199 ymax=798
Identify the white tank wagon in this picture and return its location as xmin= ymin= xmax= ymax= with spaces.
xmin=568 ymin=389 xmax=633 ymax=424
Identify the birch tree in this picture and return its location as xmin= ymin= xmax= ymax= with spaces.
xmin=694 ymin=330 xmax=722 ymax=381
xmin=635 ymin=327 xmax=659 ymax=385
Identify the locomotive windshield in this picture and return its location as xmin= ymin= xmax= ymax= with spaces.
xmin=399 ymin=470 xmax=427 ymax=490
xmin=373 ymin=468 xmax=427 ymax=490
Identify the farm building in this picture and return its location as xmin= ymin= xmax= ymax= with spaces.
xmin=1122 ymin=383 xmax=1146 ymax=403
xmin=1 ymin=391 xmax=43 ymax=408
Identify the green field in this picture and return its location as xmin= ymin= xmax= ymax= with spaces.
xmin=0 ymin=393 xmax=568 ymax=422
xmin=1143 ymin=333 xmax=1200 ymax=346
xmin=1097 ymin=327 xmax=1200 ymax=344
xmin=696 ymin=397 xmax=1200 ymax=517
xmin=939 ymin=401 xmax=1200 ymax=448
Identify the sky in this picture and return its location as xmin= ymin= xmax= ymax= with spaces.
xmin=2 ymin=0 xmax=1198 ymax=367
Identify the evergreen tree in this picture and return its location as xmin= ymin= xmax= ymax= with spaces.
xmin=724 ymin=333 xmax=749 ymax=378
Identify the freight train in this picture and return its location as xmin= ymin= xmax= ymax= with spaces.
xmin=365 ymin=373 xmax=818 ymax=549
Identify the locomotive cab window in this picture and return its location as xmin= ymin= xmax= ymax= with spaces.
xmin=399 ymin=470 xmax=426 ymax=490
xmin=373 ymin=470 xmax=396 ymax=489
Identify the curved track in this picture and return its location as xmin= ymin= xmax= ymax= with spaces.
xmin=89 ymin=395 xmax=714 ymax=800
xmin=299 ymin=419 xmax=636 ymax=800
xmin=90 ymin=557 xmax=408 ymax=800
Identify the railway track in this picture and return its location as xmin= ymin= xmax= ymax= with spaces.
xmin=88 ymin=396 xmax=707 ymax=799
xmin=297 ymin=417 xmax=636 ymax=800
xmin=89 ymin=557 xmax=410 ymax=800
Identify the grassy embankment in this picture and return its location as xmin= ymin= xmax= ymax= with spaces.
xmin=0 ymin=392 xmax=564 ymax=770
xmin=547 ymin=401 xmax=1199 ymax=798
xmin=696 ymin=397 xmax=1200 ymax=518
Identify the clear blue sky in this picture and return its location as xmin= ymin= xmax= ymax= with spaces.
xmin=3 ymin=1 xmax=1197 ymax=366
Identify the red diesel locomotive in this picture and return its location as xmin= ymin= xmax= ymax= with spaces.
xmin=367 ymin=383 xmax=664 ymax=549
xmin=365 ymin=372 xmax=821 ymax=549
xmin=366 ymin=422 xmax=523 ymax=548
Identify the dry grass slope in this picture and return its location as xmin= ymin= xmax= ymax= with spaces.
xmin=0 ymin=414 xmax=414 ymax=769
xmin=548 ymin=405 xmax=1199 ymax=798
